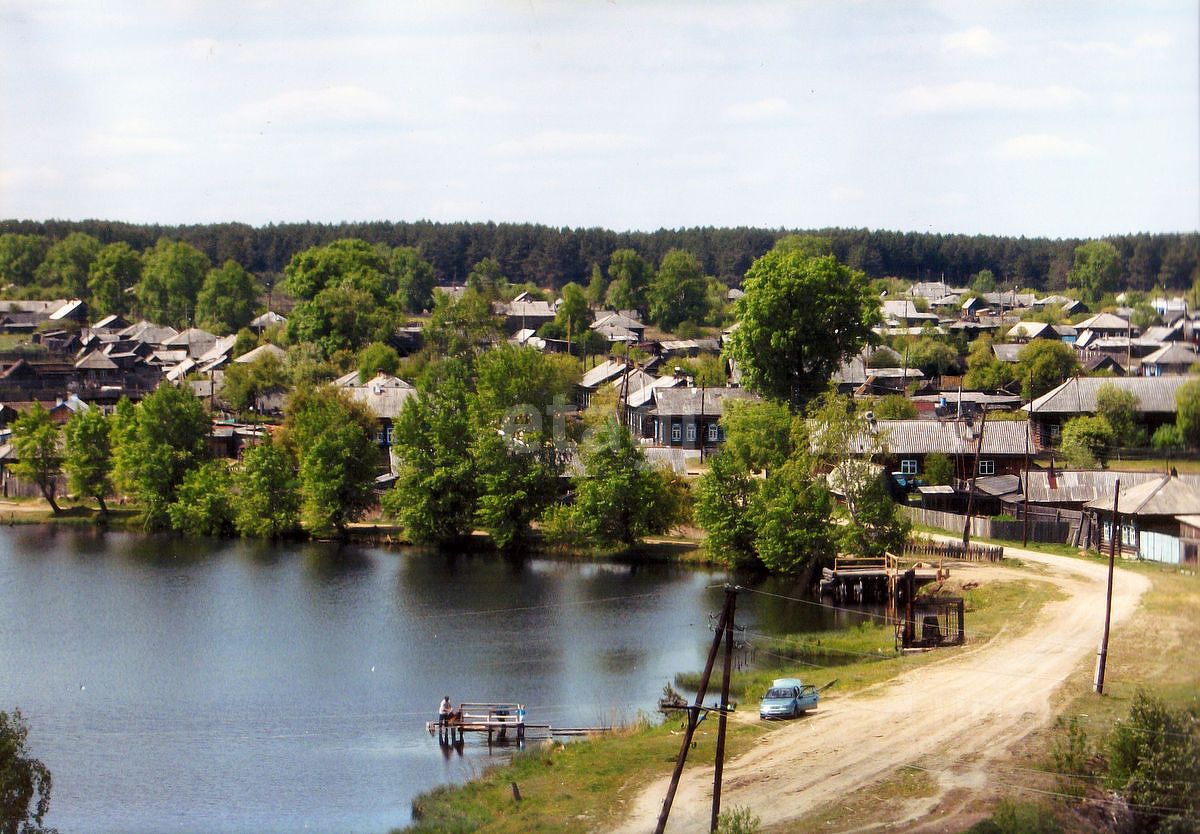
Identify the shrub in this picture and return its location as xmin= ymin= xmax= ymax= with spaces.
xmin=1061 ymin=415 xmax=1115 ymax=468
xmin=924 ymin=452 xmax=954 ymax=486
xmin=1152 ymin=424 xmax=1185 ymax=451
xmin=1107 ymin=691 xmax=1200 ymax=833
xmin=715 ymin=806 xmax=762 ymax=834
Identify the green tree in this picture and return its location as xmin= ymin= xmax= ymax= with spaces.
xmin=0 ymin=234 xmax=49 ymax=288
xmin=386 ymin=360 xmax=478 ymax=543
xmin=719 ymin=399 xmax=795 ymax=474
xmin=970 ymin=268 xmax=996 ymax=293
xmin=963 ymin=335 xmax=1017 ymax=392
xmin=0 ymin=708 xmax=55 ymax=834
xmin=1061 ymin=415 xmax=1114 ymax=468
xmin=906 ymin=337 xmax=958 ymax=378
xmin=1175 ymin=378 xmax=1200 ymax=448
xmin=724 ymin=242 xmax=877 ymax=409
xmin=116 ymin=384 xmax=210 ymax=529
xmin=586 ymin=262 xmax=608 ymax=306
xmin=10 ymin=403 xmax=63 ymax=514
xmin=872 ymin=394 xmax=918 ymax=420
xmin=572 ymin=419 xmax=683 ymax=546
xmin=748 ymin=461 xmax=836 ymax=573
xmin=357 ymin=342 xmax=401 ymax=381
xmin=168 ymin=461 xmax=234 ymax=536
xmin=555 ymin=282 xmax=591 ymax=347
xmin=282 ymin=386 xmax=380 ymax=537
xmin=281 ymin=238 xmax=389 ymax=301
xmin=1106 ymin=691 xmax=1200 ymax=834
xmin=694 ymin=451 xmax=761 ymax=565
xmin=605 ymin=249 xmax=652 ymax=313
xmin=195 ymin=260 xmax=260 ymax=333
xmin=137 ymin=238 xmax=212 ymax=327
xmin=923 ymin=452 xmax=954 ymax=486
xmin=466 ymin=257 xmax=505 ymax=298
xmin=424 ymin=288 xmax=501 ymax=358
xmin=232 ymin=439 xmax=301 ymax=538
xmin=220 ymin=353 xmax=288 ymax=413
xmin=1067 ymin=240 xmax=1121 ymax=304
xmin=34 ymin=232 xmax=101 ymax=296
xmin=389 ymin=246 xmax=436 ymax=313
xmin=647 ymin=249 xmax=708 ymax=331
xmin=1016 ymin=340 xmax=1080 ymax=399
xmin=63 ymin=407 xmax=112 ymax=514
xmin=1151 ymin=423 xmax=1184 ymax=451
xmin=286 ymin=284 xmax=400 ymax=357
xmin=88 ymin=241 xmax=142 ymax=317
xmin=1095 ymin=382 xmax=1143 ymax=447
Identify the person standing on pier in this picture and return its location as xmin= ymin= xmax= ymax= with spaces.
xmin=438 ymin=696 xmax=453 ymax=728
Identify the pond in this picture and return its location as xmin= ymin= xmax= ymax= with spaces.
xmin=0 ymin=527 xmax=865 ymax=834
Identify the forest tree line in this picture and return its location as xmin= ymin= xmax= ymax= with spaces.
xmin=2 ymin=218 xmax=1197 ymax=294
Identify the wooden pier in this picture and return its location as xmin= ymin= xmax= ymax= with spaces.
xmin=426 ymin=702 xmax=610 ymax=749
xmin=819 ymin=553 xmax=948 ymax=622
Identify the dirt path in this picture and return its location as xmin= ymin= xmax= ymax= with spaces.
xmin=613 ymin=543 xmax=1151 ymax=833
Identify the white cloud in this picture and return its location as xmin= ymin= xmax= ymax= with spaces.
xmin=231 ymin=86 xmax=395 ymax=126
xmin=0 ymin=166 xmax=64 ymax=188
xmin=892 ymin=82 xmax=1085 ymax=114
xmin=722 ymin=97 xmax=792 ymax=123
xmin=995 ymin=134 xmax=1099 ymax=161
xmin=446 ymin=95 xmax=516 ymax=116
xmin=82 ymin=120 xmax=188 ymax=156
xmin=491 ymin=131 xmax=648 ymax=156
xmin=941 ymin=26 xmax=997 ymax=56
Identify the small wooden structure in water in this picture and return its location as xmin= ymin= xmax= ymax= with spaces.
xmin=819 ymin=553 xmax=947 ymax=613
xmin=427 ymin=702 xmax=610 ymax=750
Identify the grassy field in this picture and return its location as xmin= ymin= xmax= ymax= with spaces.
xmin=399 ymin=574 xmax=1063 ymax=834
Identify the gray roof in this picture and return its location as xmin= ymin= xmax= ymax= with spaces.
xmin=1084 ymin=474 xmax=1200 ymax=516
xmin=1075 ymin=312 xmax=1131 ymax=332
xmin=626 ymin=376 xmax=683 ymax=409
xmin=249 ymin=311 xmax=287 ymax=328
xmin=74 ymin=351 xmax=118 ymax=370
xmin=651 ymin=386 xmax=759 ymax=417
xmin=1006 ymin=321 xmax=1053 ymax=340
xmin=345 ymin=384 xmax=417 ymax=419
xmin=1023 ymin=469 xmax=1200 ymax=504
xmin=580 ymin=359 xmax=628 ymax=389
xmin=1141 ymin=342 xmax=1198 ymax=367
xmin=839 ymin=418 xmax=1028 ymax=456
xmin=234 ymin=343 xmax=287 ymax=364
xmin=992 ymin=344 xmax=1023 ymax=363
xmin=643 ymin=446 xmax=691 ymax=474
xmin=591 ymin=311 xmax=643 ymax=330
xmin=1024 ymin=375 xmax=1191 ymax=415
xmin=0 ymin=299 xmax=67 ymax=314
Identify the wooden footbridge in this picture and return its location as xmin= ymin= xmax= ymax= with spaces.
xmin=819 ymin=553 xmax=949 ymax=621
xmin=426 ymin=702 xmax=611 ymax=749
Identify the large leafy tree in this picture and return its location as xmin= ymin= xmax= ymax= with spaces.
xmin=647 ymin=249 xmax=708 ymax=331
xmin=232 ymin=439 xmax=301 ymax=539
xmin=357 ymin=342 xmax=400 ymax=382
xmin=554 ymin=282 xmax=591 ymax=346
xmin=0 ymin=708 xmax=55 ymax=834
xmin=386 ymin=359 xmax=478 ymax=544
xmin=963 ymin=334 xmax=1016 ymax=392
xmin=1067 ymin=240 xmax=1121 ymax=304
xmin=719 ymin=398 xmax=796 ymax=475
xmin=63 ymin=407 xmax=112 ymax=515
xmin=571 ymin=419 xmax=683 ymax=546
xmin=168 ymin=461 xmax=235 ymax=536
xmin=137 ymin=238 xmax=212 ymax=327
xmin=724 ymin=241 xmax=877 ymax=409
xmin=282 ymin=386 xmax=379 ymax=537
xmin=34 ymin=232 xmax=101 ymax=296
xmin=424 ymin=288 xmax=501 ymax=358
xmin=389 ymin=246 xmax=436 ymax=313
xmin=116 ymin=384 xmax=210 ymax=529
xmin=195 ymin=260 xmax=260 ymax=333
xmin=281 ymin=238 xmax=389 ymax=300
xmin=748 ymin=461 xmax=836 ymax=573
xmin=0 ymin=233 xmax=49 ymax=288
xmin=694 ymin=451 xmax=761 ymax=565
xmin=88 ymin=242 xmax=142 ymax=317
xmin=1095 ymin=382 xmax=1143 ymax=447
xmin=1016 ymin=340 xmax=1079 ymax=399
xmin=1061 ymin=415 xmax=1115 ymax=468
xmin=219 ymin=353 xmax=288 ymax=413
xmin=605 ymin=248 xmax=653 ymax=313
xmin=1176 ymin=378 xmax=1200 ymax=448
xmin=10 ymin=403 xmax=63 ymax=514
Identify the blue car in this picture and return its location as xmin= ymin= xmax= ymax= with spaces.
xmin=758 ymin=677 xmax=819 ymax=719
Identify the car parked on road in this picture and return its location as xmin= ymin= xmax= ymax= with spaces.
xmin=758 ymin=677 xmax=819 ymax=719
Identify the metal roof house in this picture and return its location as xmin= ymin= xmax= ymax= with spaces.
xmin=1023 ymin=376 xmax=1190 ymax=449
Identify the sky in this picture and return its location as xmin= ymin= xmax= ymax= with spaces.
xmin=1 ymin=1 xmax=1197 ymax=237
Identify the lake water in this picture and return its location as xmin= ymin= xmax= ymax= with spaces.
xmin=0 ymin=527 xmax=858 ymax=834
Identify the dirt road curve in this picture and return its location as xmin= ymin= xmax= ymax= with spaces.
xmin=614 ymin=544 xmax=1151 ymax=833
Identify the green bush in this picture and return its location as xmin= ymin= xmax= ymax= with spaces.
xmin=1107 ymin=691 xmax=1200 ymax=833
xmin=715 ymin=806 xmax=762 ymax=834
xmin=965 ymin=801 xmax=1062 ymax=834
xmin=1152 ymin=424 xmax=1184 ymax=451
xmin=924 ymin=452 xmax=954 ymax=486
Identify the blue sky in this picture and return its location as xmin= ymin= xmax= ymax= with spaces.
xmin=1 ymin=1 xmax=1196 ymax=237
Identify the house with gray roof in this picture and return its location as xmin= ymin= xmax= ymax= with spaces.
xmin=835 ymin=417 xmax=1028 ymax=482
xmin=1140 ymin=342 xmax=1198 ymax=376
xmin=650 ymin=386 xmax=760 ymax=451
xmin=1024 ymin=375 xmax=1189 ymax=449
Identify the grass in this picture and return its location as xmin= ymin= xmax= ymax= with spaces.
xmin=788 ymin=764 xmax=939 ymax=832
xmin=1107 ymin=456 xmax=1200 ymax=474
xmin=400 ymin=574 xmax=1063 ymax=834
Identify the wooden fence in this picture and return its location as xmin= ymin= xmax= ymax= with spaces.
xmin=903 ymin=539 xmax=1006 ymax=563
xmin=900 ymin=505 xmax=1073 ymax=546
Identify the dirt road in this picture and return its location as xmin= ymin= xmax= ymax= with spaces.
xmin=613 ymin=544 xmax=1151 ymax=833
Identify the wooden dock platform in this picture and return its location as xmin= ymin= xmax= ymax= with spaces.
xmin=426 ymin=702 xmax=610 ymax=749
xmin=819 ymin=553 xmax=948 ymax=617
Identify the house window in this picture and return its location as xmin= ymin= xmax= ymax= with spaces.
xmin=686 ymin=424 xmax=696 ymax=442
xmin=979 ymin=459 xmax=995 ymax=475
xmin=671 ymin=423 xmax=682 ymax=442
xmin=707 ymin=423 xmax=719 ymax=441
xmin=900 ymin=459 xmax=918 ymax=475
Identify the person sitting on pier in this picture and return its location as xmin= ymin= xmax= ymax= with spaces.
xmin=438 ymin=696 xmax=453 ymax=728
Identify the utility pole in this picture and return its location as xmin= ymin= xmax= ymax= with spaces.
xmin=655 ymin=586 xmax=736 ymax=834
xmin=710 ymin=585 xmax=737 ymax=832
xmin=1095 ymin=479 xmax=1120 ymax=694
xmin=963 ymin=406 xmax=988 ymax=549
xmin=1022 ymin=369 xmax=1034 ymax=547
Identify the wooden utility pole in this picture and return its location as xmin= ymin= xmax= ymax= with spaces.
xmin=963 ymin=407 xmax=989 ymax=548
xmin=1095 ymin=479 xmax=1120 ymax=694
xmin=1022 ymin=369 xmax=1034 ymax=547
xmin=710 ymin=586 xmax=737 ymax=831
xmin=655 ymin=586 xmax=735 ymax=834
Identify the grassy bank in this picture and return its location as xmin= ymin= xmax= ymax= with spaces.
xmin=399 ymin=572 xmax=1061 ymax=834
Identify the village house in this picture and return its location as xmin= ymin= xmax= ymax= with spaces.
xmin=843 ymin=417 xmax=1029 ymax=484
xmin=1023 ymin=376 xmax=1190 ymax=449
xmin=649 ymin=386 xmax=759 ymax=452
